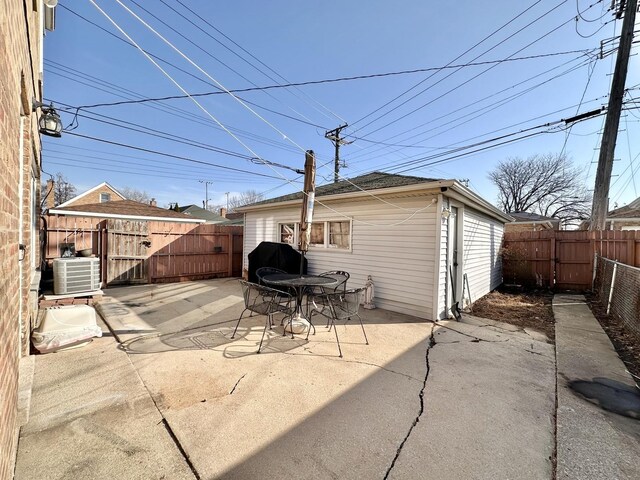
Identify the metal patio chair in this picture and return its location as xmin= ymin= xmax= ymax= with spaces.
xmin=231 ymin=280 xmax=293 ymax=353
xmin=306 ymin=270 xmax=350 ymax=322
xmin=308 ymin=287 xmax=368 ymax=358
xmin=255 ymin=266 xmax=294 ymax=323
xmin=255 ymin=266 xmax=287 ymax=285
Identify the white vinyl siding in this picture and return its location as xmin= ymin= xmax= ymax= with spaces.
xmin=437 ymin=201 xmax=449 ymax=320
xmin=462 ymin=207 xmax=504 ymax=304
xmin=243 ymin=194 xmax=439 ymax=319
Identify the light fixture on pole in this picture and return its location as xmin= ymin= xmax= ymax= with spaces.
xmin=32 ymin=99 xmax=63 ymax=137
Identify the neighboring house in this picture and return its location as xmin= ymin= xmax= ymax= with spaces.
xmin=579 ymin=196 xmax=640 ymax=230
xmin=46 ymin=200 xmax=207 ymax=285
xmin=49 ymin=199 xmax=206 ymax=223
xmin=1 ymin=1 xmax=56 ymax=477
xmin=175 ymin=204 xmax=228 ymax=223
xmin=53 ymin=181 xmax=125 ymax=208
xmin=603 ymin=197 xmax=640 ymax=230
xmin=505 ymin=212 xmax=561 ymax=232
xmin=221 ymin=211 xmax=244 ymax=226
xmin=238 ymin=172 xmax=511 ymax=320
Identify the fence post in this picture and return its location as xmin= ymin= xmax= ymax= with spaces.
xmin=592 ymin=253 xmax=598 ymax=291
xmin=606 ymin=262 xmax=618 ymax=315
xmin=227 ymin=233 xmax=234 ymax=277
xmin=549 ymin=231 xmax=556 ymax=288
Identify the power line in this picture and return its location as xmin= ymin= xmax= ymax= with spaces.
xmin=62 ymin=131 xmax=285 ymax=180
xmin=349 ymin=0 xmax=547 ymax=129
xmin=61 ymin=50 xmax=593 ymax=110
xmin=172 ymin=0 xmax=346 ymax=124
xmin=379 ymin=107 xmax=606 ymax=175
xmin=127 ymin=0 xmax=324 ymax=130
xmin=350 ymin=0 xmax=577 ymax=135
xmin=355 ymin=1 xmax=599 ymax=139
xmin=344 ymin=54 xmax=595 ymax=164
xmin=43 ymin=149 xmax=254 ymax=181
xmin=161 ymin=0 xmax=345 ymax=125
xmin=56 ymin=3 xmax=328 ymax=130
xmin=44 ymin=62 xmax=306 ymax=153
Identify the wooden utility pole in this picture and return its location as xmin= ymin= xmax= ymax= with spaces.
xmin=590 ymin=0 xmax=637 ymax=230
xmin=299 ymin=150 xmax=316 ymax=274
xmin=325 ymin=124 xmax=351 ymax=183
xmin=199 ymin=180 xmax=213 ymax=210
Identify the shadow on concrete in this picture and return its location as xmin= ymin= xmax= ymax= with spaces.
xmin=569 ymin=377 xmax=640 ymax=420
xmin=120 ymin=315 xmax=309 ymax=358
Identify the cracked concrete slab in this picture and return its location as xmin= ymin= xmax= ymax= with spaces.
xmin=14 ymin=319 xmax=195 ymax=480
xmin=96 ymin=281 xmax=556 ymax=479
xmin=387 ymin=320 xmax=556 ymax=480
xmin=20 ymin=280 xmax=559 ymax=479
xmin=554 ymin=294 xmax=640 ymax=480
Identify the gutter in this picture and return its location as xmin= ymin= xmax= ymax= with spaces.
xmin=48 ymin=209 xmax=206 ymax=224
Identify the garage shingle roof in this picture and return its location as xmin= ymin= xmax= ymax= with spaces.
xmin=247 ymin=171 xmax=441 ymax=207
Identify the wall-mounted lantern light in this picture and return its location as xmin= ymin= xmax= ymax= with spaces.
xmin=33 ymin=99 xmax=63 ymax=138
xmin=441 ymin=207 xmax=451 ymax=220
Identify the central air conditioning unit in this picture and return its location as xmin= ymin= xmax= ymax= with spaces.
xmin=53 ymin=257 xmax=101 ymax=295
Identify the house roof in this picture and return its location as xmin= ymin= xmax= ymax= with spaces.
xmin=57 ymin=182 xmax=125 ymax=208
xmin=246 ymin=171 xmax=440 ymax=207
xmin=509 ymin=212 xmax=560 ymax=223
xmin=238 ymin=171 xmax=512 ymax=223
xmin=49 ymin=200 xmax=205 ymax=223
xmin=176 ymin=205 xmax=227 ymax=223
xmin=608 ymin=197 xmax=640 ymax=219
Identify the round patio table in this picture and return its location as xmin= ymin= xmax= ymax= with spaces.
xmin=262 ymin=274 xmax=338 ymax=335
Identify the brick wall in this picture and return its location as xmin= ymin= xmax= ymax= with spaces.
xmin=65 ymin=184 xmax=124 ymax=207
xmin=0 ymin=1 xmax=43 ymax=478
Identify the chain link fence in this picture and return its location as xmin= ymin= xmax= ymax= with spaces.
xmin=594 ymin=255 xmax=640 ymax=341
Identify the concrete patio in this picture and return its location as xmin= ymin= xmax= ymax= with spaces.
xmin=16 ymin=279 xmax=557 ymax=479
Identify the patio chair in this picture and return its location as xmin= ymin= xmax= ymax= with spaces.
xmin=231 ymin=280 xmax=294 ymax=353
xmin=255 ymin=266 xmax=286 ymax=285
xmin=306 ymin=270 xmax=350 ymax=321
xmin=308 ymin=287 xmax=368 ymax=358
xmin=255 ymin=266 xmax=294 ymax=323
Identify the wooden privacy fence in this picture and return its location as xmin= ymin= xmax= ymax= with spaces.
xmin=45 ymin=215 xmax=243 ymax=286
xmin=502 ymin=230 xmax=640 ymax=290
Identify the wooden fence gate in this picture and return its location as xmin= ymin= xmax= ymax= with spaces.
xmin=502 ymin=230 xmax=640 ymax=290
xmin=105 ymin=219 xmax=150 ymax=285
xmin=45 ymin=215 xmax=244 ymax=287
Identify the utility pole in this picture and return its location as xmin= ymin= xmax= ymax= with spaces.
xmin=299 ymin=150 xmax=316 ymax=274
xmin=590 ymin=0 xmax=637 ymax=230
xmin=225 ymin=192 xmax=230 ymax=211
xmin=325 ymin=124 xmax=352 ymax=183
xmin=199 ymin=180 xmax=213 ymax=210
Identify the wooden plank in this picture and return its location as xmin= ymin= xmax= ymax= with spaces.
xmin=549 ymin=232 xmax=556 ymax=287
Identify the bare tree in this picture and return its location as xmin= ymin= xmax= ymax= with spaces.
xmin=489 ymin=153 xmax=591 ymax=228
xmin=41 ymin=172 xmax=77 ymax=206
xmin=120 ymin=186 xmax=151 ymax=204
xmin=226 ymin=190 xmax=264 ymax=212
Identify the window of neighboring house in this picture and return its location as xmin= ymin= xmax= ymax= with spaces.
xmin=279 ymin=223 xmax=296 ymax=245
xmin=100 ymin=193 xmax=111 ymax=203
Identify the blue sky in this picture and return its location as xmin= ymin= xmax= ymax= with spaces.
xmin=42 ymin=0 xmax=640 ymax=211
